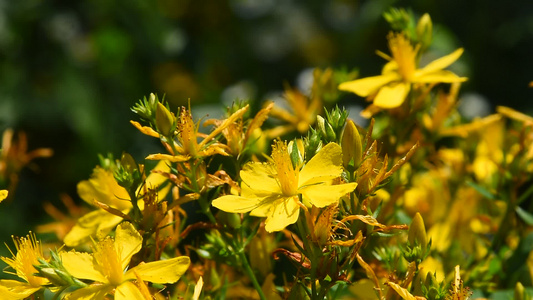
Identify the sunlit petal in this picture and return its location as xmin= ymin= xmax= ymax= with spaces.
xmin=419 ymin=48 xmax=464 ymax=74
xmin=373 ymin=82 xmax=410 ymax=109
xmin=63 ymin=211 xmax=123 ymax=247
xmin=413 ymin=70 xmax=468 ymax=83
xmin=145 ymin=153 xmax=190 ymax=162
xmin=114 ymin=222 xmax=142 ymax=271
xmin=240 ymin=163 xmax=280 ymax=196
xmin=212 ymin=195 xmax=262 ymax=213
xmin=298 ymin=143 xmax=343 ymax=187
xmin=115 ymin=281 xmax=145 ymax=300
xmin=301 ymin=182 xmax=358 ymax=208
xmin=338 ymin=73 xmax=399 ymax=97
xmin=125 ymin=256 xmax=190 ymax=284
xmin=65 ymin=284 xmax=113 ymax=300
xmin=264 ymin=196 xmax=300 ymax=232
xmin=61 ymin=251 xmax=107 ymax=283
xmin=0 ymin=280 xmax=41 ymax=300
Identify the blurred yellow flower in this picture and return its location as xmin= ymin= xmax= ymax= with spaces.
xmin=212 ymin=141 xmax=357 ymax=232
xmin=64 ymin=161 xmax=170 ymax=247
xmin=0 ymin=189 xmax=7 ymax=202
xmin=0 ymin=232 xmax=49 ymax=300
xmin=339 ymin=32 xmax=466 ymax=109
xmin=61 ymin=222 xmax=190 ymax=300
xmin=143 ymin=105 xmax=249 ymax=162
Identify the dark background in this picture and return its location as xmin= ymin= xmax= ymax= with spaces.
xmin=0 ymin=0 xmax=532 ymax=242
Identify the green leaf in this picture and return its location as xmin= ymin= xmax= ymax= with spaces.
xmin=466 ymin=180 xmax=496 ymax=200
xmin=516 ymin=206 xmax=533 ymax=226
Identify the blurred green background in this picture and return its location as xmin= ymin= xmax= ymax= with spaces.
xmin=0 ymin=0 xmax=532 ymax=243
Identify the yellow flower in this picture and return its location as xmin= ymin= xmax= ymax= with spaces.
xmin=139 ymin=105 xmax=249 ymax=162
xmin=0 ymin=189 xmax=7 ymax=202
xmin=212 ymin=141 xmax=357 ymax=232
xmin=64 ymin=161 xmax=170 ymax=247
xmin=264 ymin=86 xmax=322 ymax=138
xmin=61 ymin=222 xmax=190 ymax=300
xmin=339 ymin=32 xmax=466 ymax=109
xmin=0 ymin=232 xmax=49 ymax=300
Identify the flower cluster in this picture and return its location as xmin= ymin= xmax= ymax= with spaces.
xmin=1 ymin=8 xmax=533 ymax=300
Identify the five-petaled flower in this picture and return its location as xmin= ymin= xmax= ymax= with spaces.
xmin=212 ymin=141 xmax=357 ymax=232
xmin=339 ymin=32 xmax=466 ymax=109
xmin=61 ymin=222 xmax=190 ymax=300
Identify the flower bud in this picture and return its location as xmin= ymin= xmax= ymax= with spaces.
xmin=304 ymin=128 xmax=322 ymax=160
xmin=317 ymin=115 xmax=336 ymax=142
xmin=514 ymin=282 xmax=530 ymax=300
xmin=341 ymin=119 xmax=363 ymax=169
xmin=408 ymin=212 xmax=428 ymax=250
xmin=416 ymin=13 xmax=433 ymax=50
xmin=155 ymin=102 xmax=176 ymax=137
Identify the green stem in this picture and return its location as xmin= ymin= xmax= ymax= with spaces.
xmin=197 ymin=193 xmax=265 ymax=300
xmin=238 ymin=249 xmax=267 ymax=300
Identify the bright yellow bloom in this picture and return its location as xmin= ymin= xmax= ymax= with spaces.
xmin=61 ymin=222 xmax=190 ymax=300
xmin=212 ymin=141 xmax=357 ymax=232
xmin=64 ymin=161 xmax=170 ymax=247
xmin=0 ymin=232 xmax=49 ymax=300
xmin=339 ymin=32 xmax=466 ymax=109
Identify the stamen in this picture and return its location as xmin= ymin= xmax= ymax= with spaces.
xmin=271 ymin=141 xmax=299 ymax=196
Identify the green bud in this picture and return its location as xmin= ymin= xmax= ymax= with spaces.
xmin=408 ymin=212 xmax=428 ymax=250
xmin=304 ymin=128 xmax=322 ymax=160
xmin=155 ymin=102 xmax=176 ymax=137
xmin=325 ymin=106 xmax=349 ymax=139
xmin=114 ymin=153 xmax=141 ymax=190
xmin=341 ymin=119 xmax=363 ymax=169
xmin=288 ymin=139 xmax=304 ymax=168
xmin=36 ymin=267 xmax=70 ymax=286
xmin=317 ymin=115 xmax=336 ymax=142
xmin=416 ymin=13 xmax=433 ymax=50
xmin=514 ymin=282 xmax=530 ymax=300
xmin=217 ymin=211 xmax=241 ymax=229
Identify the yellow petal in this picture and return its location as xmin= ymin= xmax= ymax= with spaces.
xmin=264 ymin=196 xmax=300 ymax=232
xmin=212 ymin=195 xmax=261 ymax=213
xmin=419 ymin=48 xmax=463 ymax=74
xmin=0 ymin=280 xmax=41 ymax=300
xmin=0 ymin=190 xmax=7 ymax=202
xmin=64 ymin=210 xmax=123 ymax=247
xmin=77 ymin=167 xmax=131 ymax=211
xmin=300 ymin=182 xmax=357 ymax=207
xmin=126 ymin=256 xmax=190 ymax=284
xmin=115 ymin=281 xmax=146 ymax=300
xmin=298 ymin=143 xmax=343 ymax=187
xmin=413 ymin=70 xmax=467 ymax=83
xmin=130 ymin=120 xmax=159 ymax=138
xmin=64 ymin=284 xmax=113 ymax=300
xmin=240 ymin=163 xmax=280 ymax=196
xmin=145 ymin=160 xmax=170 ymax=188
xmin=338 ymin=73 xmax=399 ymax=97
xmin=115 ymin=222 xmax=142 ymax=271
xmin=192 ymin=276 xmax=204 ymax=300
xmin=373 ymin=82 xmax=410 ymax=109
xmin=61 ymin=251 xmax=107 ymax=283
xmin=145 ymin=153 xmax=190 ymax=162
xmin=386 ymin=282 xmax=417 ymax=300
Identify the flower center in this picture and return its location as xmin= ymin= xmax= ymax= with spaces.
xmin=271 ymin=141 xmax=299 ymax=196
xmin=388 ymin=33 xmax=418 ymax=82
xmin=94 ymin=238 xmax=124 ymax=286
